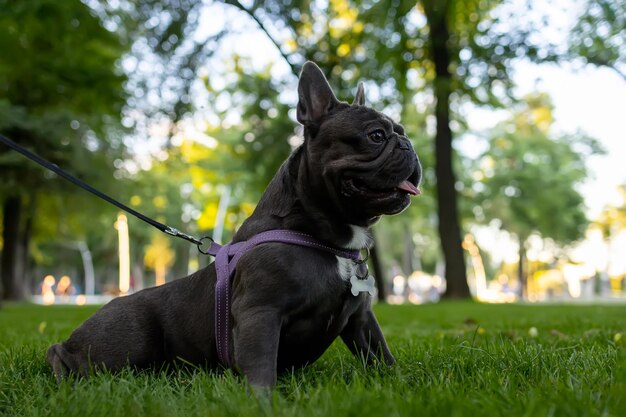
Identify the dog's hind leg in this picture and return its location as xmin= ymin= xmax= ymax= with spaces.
xmin=46 ymin=343 xmax=79 ymax=384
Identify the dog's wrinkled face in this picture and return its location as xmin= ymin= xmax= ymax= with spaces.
xmin=296 ymin=62 xmax=421 ymax=223
xmin=315 ymin=106 xmax=421 ymax=217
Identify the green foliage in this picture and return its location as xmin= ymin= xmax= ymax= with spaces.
xmin=91 ymin=0 xmax=226 ymax=131
xmin=470 ymin=94 xmax=603 ymax=245
xmin=0 ymin=1 xmax=126 ymax=114
xmin=569 ymin=0 xmax=626 ymax=79
xmin=202 ymin=61 xmax=295 ymax=203
xmin=0 ymin=0 xmax=128 ymax=197
xmin=0 ymin=0 xmax=127 ymax=160
xmin=1 ymin=302 xmax=624 ymax=416
xmin=230 ymin=0 xmax=557 ymax=105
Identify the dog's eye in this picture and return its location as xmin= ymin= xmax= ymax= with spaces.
xmin=367 ymin=130 xmax=386 ymax=143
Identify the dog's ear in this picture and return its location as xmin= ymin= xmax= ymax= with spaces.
xmin=297 ymin=62 xmax=338 ymax=125
xmin=353 ymin=82 xmax=365 ymax=106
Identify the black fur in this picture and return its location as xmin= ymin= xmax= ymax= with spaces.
xmin=47 ymin=62 xmax=421 ymax=388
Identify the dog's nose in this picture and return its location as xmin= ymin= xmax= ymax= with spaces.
xmin=397 ymin=137 xmax=412 ymax=151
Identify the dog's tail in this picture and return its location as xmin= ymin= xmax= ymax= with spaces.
xmin=46 ymin=343 xmax=71 ymax=384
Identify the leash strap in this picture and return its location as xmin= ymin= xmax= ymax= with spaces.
xmin=212 ymin=230 xmax=361 ymax=368
xmin=0 ymin=134 xmax=203 ymax=246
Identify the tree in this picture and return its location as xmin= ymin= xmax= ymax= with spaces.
xmin=87 ymin=0 xmax=226 ymax=143
xmin=0 ymin=0 xmax=128 ymax=300
xmin=422 ymin=0 xmax=469 ymax=297
xmin=199 ymin=62 xmax=296 ymax=204
xmin=568 ymin=0 xmax=625 ymax=80
xmin=471 ymin=93 xmax=602 ymax=297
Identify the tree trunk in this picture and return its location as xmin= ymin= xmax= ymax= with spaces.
xmin=518 ymin=240 xmax=528 ymax=300
xmin=424 ymin=1 xmax=470 ymax=299
xmin=370 ymin=232 xmax=387 ymax=303
xmin=1 ymin=195 xmax=26 ymax=300
xmin=402 ymin=228 xmax=414 ymax=276
xmin=20 ymin=196 xmax=35 ymax=295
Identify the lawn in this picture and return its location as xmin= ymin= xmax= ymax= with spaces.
xmin=0 ymin=302 xmax=624 ymax=417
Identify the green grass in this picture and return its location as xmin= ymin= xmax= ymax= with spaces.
xmin=0 ymin=302 xmax=624 ymax=417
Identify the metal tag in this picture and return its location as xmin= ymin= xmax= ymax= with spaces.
xmin=350 ymin=274 xmax=376 ymax=296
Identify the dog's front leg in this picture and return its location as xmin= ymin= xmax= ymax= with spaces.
xmin=232 ymin=307 xmax=282 ymax=389
xmin=341 ymin=305 xmax=395 ymax=366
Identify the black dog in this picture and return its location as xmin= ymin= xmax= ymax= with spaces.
xmin=47 ymin=62 xmax=421 ymax=388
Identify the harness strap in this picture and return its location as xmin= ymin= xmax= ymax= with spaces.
xmin=211 ymin=230 xmax=361 ymax=368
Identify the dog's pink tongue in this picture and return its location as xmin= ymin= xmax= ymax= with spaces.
xmin=397 ymin=180 xmax=420 ymax=196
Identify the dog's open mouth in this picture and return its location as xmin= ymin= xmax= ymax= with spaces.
xmin=343 ymin=177 xmax=420 ymax=198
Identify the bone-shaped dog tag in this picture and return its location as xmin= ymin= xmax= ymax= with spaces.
xmin=350 ymin=274 xmax=376 ymax=296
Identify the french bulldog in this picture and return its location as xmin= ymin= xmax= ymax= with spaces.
xmin=47 ymin=61 xmax=421 ymax=388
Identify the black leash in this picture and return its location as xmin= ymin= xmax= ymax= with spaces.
xmin=0 ymin=133 xmax=210 ymax=250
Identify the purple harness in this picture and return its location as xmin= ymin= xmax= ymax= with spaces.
xmin=203 ymin=229 xmax=362 ymax=368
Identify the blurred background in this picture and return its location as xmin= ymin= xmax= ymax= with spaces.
xmin=0 ymin=0 xmax=624 ymax=306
